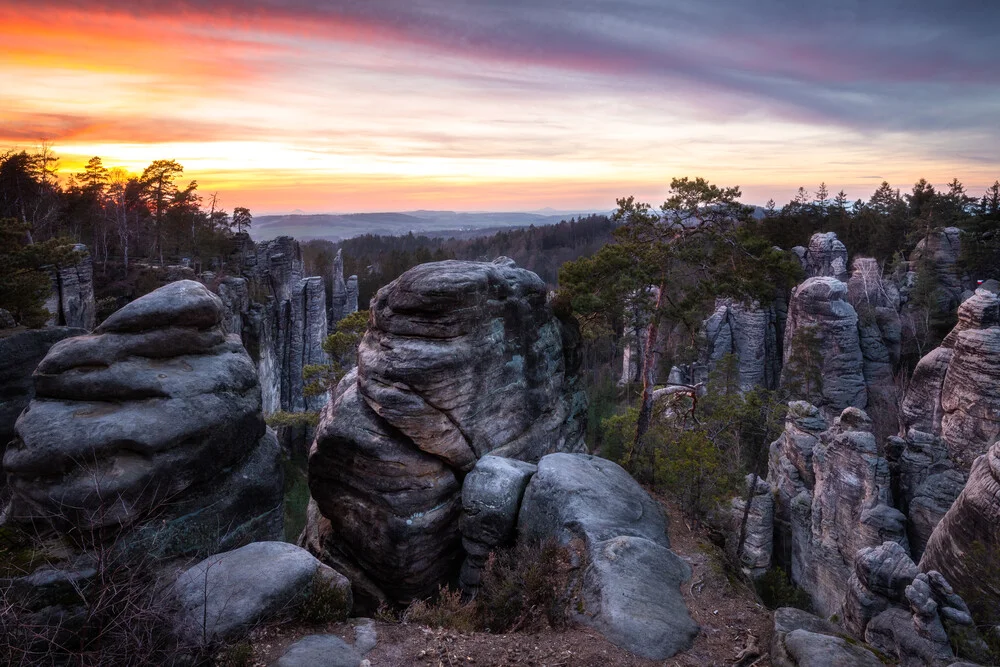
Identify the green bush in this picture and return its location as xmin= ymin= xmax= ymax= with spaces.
xmin=754 ymin=567 xmax=812 ymax=611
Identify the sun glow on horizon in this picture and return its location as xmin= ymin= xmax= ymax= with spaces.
xmin=3 ymin=1 xmax=998 ymax=214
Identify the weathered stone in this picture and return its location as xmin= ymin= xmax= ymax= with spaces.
xmin=728 ymin=474 xmax=774 ymax=578
xmin=800 ymin=231 xmax=850 ymax=282
xmin=771 ymin=607 xmax=847 ymax=667
xmin=578 ymin=536 xmax=698 ymax=660
xmin=921 ymin=441 xmax=1000 ymax=627
xmin=45 ymin=245 xmax=96 ymax=330
xmin=273 ymin=634 xmax=363 ymax=667
xmin=702 ymin=298 xmax=783 ymax=391
xmin=329 ymin=248 xmax=349 ymax=325
xmin=3 ymin=281 xmax=282 ymax=556
xmin=172 ymin=541 xmax=352 ymax=644
xmin=517 ymin=452 xmax=695 ymax=660
xmin=910 ymin=227 xmax=967 ymax=317
xmin=458 ymin=455 xmax=537 ymax=591
xmin=781 ymin=629 xmax=883 ymax=667
xmin=903 ymin=289 xmax=1000 ymax=470
xmin=308 ymin=370 xmax=461 ymax=603
xmin=843 ymin=541 xmax=919 ymax=636
xmin=781 ymin=277 xmax=866 ymax=416
xmin=358 ymin=259 xmax=586 ymax=469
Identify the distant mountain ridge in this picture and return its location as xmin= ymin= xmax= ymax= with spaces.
xmin=251 ymin=209 xmax=606 ymax=241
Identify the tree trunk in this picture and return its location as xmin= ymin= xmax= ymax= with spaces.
xmin=628 ymin=284 xmax=665 ymax=463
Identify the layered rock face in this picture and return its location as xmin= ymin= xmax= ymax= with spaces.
xmin=920 ymin=441 xmax=1000 ymax=627
xmin=223 ymin=234 xmax=329 ymax=416
xmin=308 ymin=259 xmax=587 ymax=602
xmin=702 ymin=298 xmax=784 ymax=391
xmin=3 ymin=280 xmax=283 ymax=556
xmin=903 ymin=288 xmax=1000 ymax=470
xmin=44 ymin=244 xmax=96 ymax=331
xmin=909 ymin=227 xmax=969 ymax=316
xmin=793 ymin=231 xmax=849 ymax=283
xmin=329 ymin=248 xmax=359 ymax=326
xmin=768 ymin=404 xmax=906 ymax=617
xmin=847 ymin=257 xmax=902 ymax=413
xmin=781 ymin=277 xmax=867 ymax=415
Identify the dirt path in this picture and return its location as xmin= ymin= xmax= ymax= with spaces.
xmin=249 ymin=496 xmax=773 ymax=667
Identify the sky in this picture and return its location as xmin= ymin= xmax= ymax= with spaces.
xmin=2 ymin=0 xmax=999 ymax=214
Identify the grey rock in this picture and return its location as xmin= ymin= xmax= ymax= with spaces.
xmin=865 ymin=607 xmax=953 ymax=667
xmin=781 ymin=277 xmax=866 ymax=417
xmin=518 ymin=453 xmax=668 ymax=547
xmin=0 ymin=308 xmax=15 ymax=329
xmin=458 ymin=455 xmax=537 ymax=591
xmin=728 ymin=474 xmax=774 ymax=577
xmin=843 ymin=541 xmax=918 ymax=636
xmin=173 ymin=541 xmax=352 ymax=644
xmin=273 ymin=634 xmax=362 ymax=667
xmin=847 ymin=257 xmax=902 ymax=422
xmin=802 ymin=232 xmax=850 ymax=282
xmin=282 ymin=276 xmax=327 ymax=412
xmin=352 ymin=617 xmax=377 ymax=654
xmin=308 ymin=259 xmax=587 ymax=603
xmin=216 ymin=276 xmax=249 ymax=336
xmin=577 ymin=536 xmax=698 ymax=660
xmin=358 ymin=259 xmax=587 ymax=468
xmin=908 ymin=468 xmax=966 ymax=560
xmin=346 ymin=275 xmax=359 ymax=314
xmin=515 ymin=452 xmax=695 ymax=660
xmin=329 ymin=248 xmax=349 ymax=325
xmin=902 ymin=347 xmax=954 ymax=435
xmin=45 ymin=245 xmax=96 ymax=330
xmin=910 ymin=227 xmax=967 ymax=317
xmin=308 ymin=370 xmax=462 ymax=603
xmin=701 ymin=298 xmax=783 ymax=391
xmin=3 ymin=281 xmax=282 ymax=556
xmin=782 ymin=629 xmax=883 ymax=666
xmin=772 ymin=607 xmax=846 ymax=667
xmin=921 ymin=441 xmax=1000 ymax=627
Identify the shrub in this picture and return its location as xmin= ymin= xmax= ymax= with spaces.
xmin=404 ymin=586 xmax=477 ymax=633
xmin=298 ymin=570 xmax=350 ymax=625
xmin=754 ymin=567 xmax=812 ymax=611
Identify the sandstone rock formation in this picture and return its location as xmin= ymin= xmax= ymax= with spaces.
xmin=728 ymin=474 xmax=774 ymax=578
xmin=771 ymin=607 xmax=882 ymax=667
xmin=768 ymin=404 xmax=906 ymax=617
xmin=903 ymin=288 xmax=1000 ymax=470
xmin=44 ymin=244 xmax=96 ymax=330
xmin=909 ymin=227 xmax=968 ymax=317
xmin=794 ymin=231 xmax=850 ymax=283
xmin=781 ymin=276 xmax=867 ymax=416
xmin=329 ymin=248 xmax=360 ymax=326
xmin=920 ymin=441 xmax=1000 ymax=628
xmin=3 ymin=280 xmax=283 ymax=556
xmin=308 ymin=259 xmax=586 ymax=603
xmin=701 ymin=298 xmax=783 ymax=391
xmin=517 ymin=453 xmax=698 ymax=660
xmin=172 ymin=541 xmax=351 ymax=644
xmin=459 ymin=455 xmax=537 ymax=591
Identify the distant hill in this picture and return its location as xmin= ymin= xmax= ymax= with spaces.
xmin=251 ymin=210 xmax=605 ymax=241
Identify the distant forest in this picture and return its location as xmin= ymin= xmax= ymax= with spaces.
xmin=2 ymin=147 xmax=999 ymax=311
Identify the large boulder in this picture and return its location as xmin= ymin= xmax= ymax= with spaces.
xmin=458 ymin=455 xmax=537 ymax=591
xmin=358 ymin=258 xmax=586 ymax=468
xmin=308 ymin=259 xmax=586 ymax=603
xmin=518 ymin=453 xmax=697 ymax=660
xmin=781 ymin=277 xmax=867 ymax=416
xmin=172 ymin=541 xmax=351 ymax=644
xmin=771 ymin=607 xmax=882 ymax=667
xmin=3 ymin=280 xmax=283 ymax=556
xmin=920 ymin=441 xmax=1000 ymax=628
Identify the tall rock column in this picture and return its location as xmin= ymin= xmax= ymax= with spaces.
xmin=44 ymin=244 xmax=96 ymax=330
xmin=308 ymin=258 xmax=587 ymax=603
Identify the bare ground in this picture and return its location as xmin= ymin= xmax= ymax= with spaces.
xmin=248 ymin=496 xmax=773 ymax=667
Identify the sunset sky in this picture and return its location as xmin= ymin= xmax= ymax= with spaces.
xmin=2 ymin=0 xmax=998 ymax=214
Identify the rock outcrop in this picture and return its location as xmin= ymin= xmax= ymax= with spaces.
xmin=781 ymin=276 xmax=867 ymax=417
xmin=172 ymin=541 xmax=351 ymax=645
xmin=727 ymin=474 xmax=774 ymax=578
xmin=920 ymin=441 xmax=1000 ymax=628
xmin=329 ymin=248 xmax=359 ymax=326
xmin=909 ymin=227 xmax=968 ymax=317
xmin=458 ymin=455 xmax=537 ymax=591
xmin=903 ymin=288 xmax=1000 ymax=470
xmin=794 ymin=231 xmax=850 ymax=283
xmin=308 ymin=259 xmax=587 ymax=603
xmin=44 ymin=244 xmax=96 ymax=331
xmin=768 ymin=404 xmax=906 ymax=617
xmin=771 ymin=607 xmax=882 ymax=667
xmin=518 ymin=453 xmax=698 ymax=660
xmin=3 ymin=280 xmax=283 ymax=556
xmin=701 ymin=298 xmax=783 ymax=391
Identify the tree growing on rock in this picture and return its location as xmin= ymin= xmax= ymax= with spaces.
xmin=0 ymin=217 xmax=77 ymax=327
xmin=560 ymin=177 xmax=801 ymax=459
